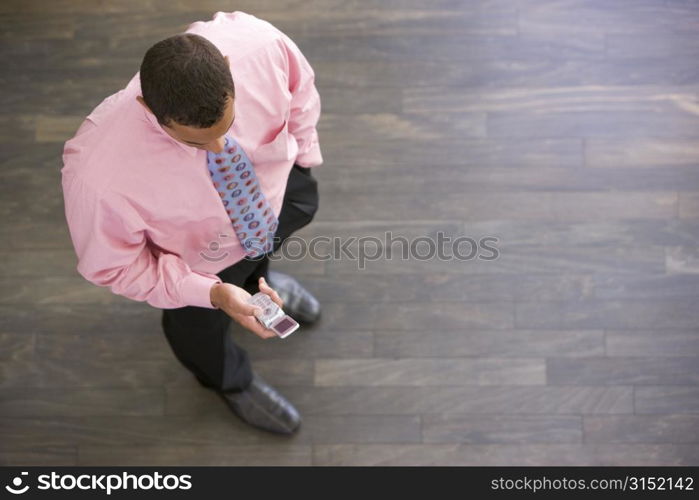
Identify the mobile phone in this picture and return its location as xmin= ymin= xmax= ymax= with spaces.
xmin=247 ymin=292 xmax=299 ymax=338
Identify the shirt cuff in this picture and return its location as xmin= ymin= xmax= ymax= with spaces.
xmin=179 ymin=272 xmax=222 ymax=309
xmin=294 ymin=138 xmax=323 ymax=168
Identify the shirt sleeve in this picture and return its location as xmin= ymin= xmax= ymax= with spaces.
xmin=61 ymin=172 xmax=222 ymax=309
xmin=280 ymin=33 xmax=324 ymax=168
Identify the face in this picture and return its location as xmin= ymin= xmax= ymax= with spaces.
xmin=163 ymin=95 xmax=235 ymax=154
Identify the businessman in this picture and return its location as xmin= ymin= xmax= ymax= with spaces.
xmin=61 ymin=11 xmax=323 ymax=435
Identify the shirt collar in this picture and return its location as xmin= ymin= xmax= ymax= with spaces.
xmin=141 ymin=104 xmax=199 ymax=158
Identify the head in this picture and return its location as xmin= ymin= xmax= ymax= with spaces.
xmin=137 ymin=33 xmax=235 ymax=153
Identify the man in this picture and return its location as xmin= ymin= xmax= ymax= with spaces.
xmin=60 ymin=11 xmax=323 ymax=435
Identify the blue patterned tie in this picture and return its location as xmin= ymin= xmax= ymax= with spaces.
xmin=207 ymin=136 xmax=278 ymax=257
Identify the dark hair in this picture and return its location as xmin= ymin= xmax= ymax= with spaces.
xmin=139 ymin=33 xmax=235 ymax=128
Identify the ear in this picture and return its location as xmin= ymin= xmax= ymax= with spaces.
xmin=136 ymin=95 xmax=151 ymax=113
xmin=224 ymin=55 xmax=229 ymax=65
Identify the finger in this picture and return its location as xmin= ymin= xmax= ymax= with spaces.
xmin=259 ymin=277 xmax=284 ymax=308
xmin=252 ymin=320 xmax=274 ymax=339
xmin=238 ymin=315 xmax=277 ymax=339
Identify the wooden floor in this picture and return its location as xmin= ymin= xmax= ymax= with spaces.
xmin=2 ymin=0 xmax=699 ymax=466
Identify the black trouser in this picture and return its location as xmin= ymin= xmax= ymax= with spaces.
xmin=161 ymin=164 xmax=319 ymax=393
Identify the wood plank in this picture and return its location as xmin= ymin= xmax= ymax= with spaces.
xmin=0 ymin=250 xmax=80 ymax=277
xmin=319 ymin=136 xmax=583 ymax=166
xmin=0 ymin=38 xmax=133 ymax=76
xmin=0 ymin=141 xmax=63 ymax=169
xmin=78 ymin=445 xmax=312 ymax=466
xmin=232 ymin=328 xmax=374 ymax=359
xmin=313 ymin=443 xmax=699 ymax=466
xmin=314 ymin=358 xmax=546 ymax=386
xmin=584 ymin=415 xmax=699 ymax=444
xmin=0 ymin=332 xmax=33 ymax=360
xmin=314 ymin=164 xmax=699 ymax=193
xmin=679 ymin=193 xmax=699 ymax=218
xmin=0 ymin=114 xmax=37 ymax=146
xmin=518 ymin=0 xmax=698 ymax=36
xmin=0 ymin=415 xmax=289 ymax=448
xmin=318 ymin=111 xmax=487 ymax=141
xmin=0 ymin=356 xmax=181 ymax=389
xmin=421 ymin=414 xmax=582 ymax=443
xmin=313 ymin=133 xmax=675 ymax=168
xmin=606 ymin=330 xmax=699 ymax=357
xmin=78 ymin=8 xmax=519 ymax=39
xmin=276 ymin=301 xmax=380 ymax=330
xmin=404 ymin=85 xmax=699 ymax=114
xmin=635 ymin=386 xmax=699 ymax=414
xmin=0 ymin=277 xmax=124 ymax=305
xmin=166 ymin=355 xmax=315 ymax=387
xmin=313 ymin=57 xmax=699 ymax=87
xmin=0 ymin=303 xmax=159 ymax=335
xmin=0 ymin=413 xmax=417 ymax=448
xmin=608 ymin=33 xmax=699 ymax=58
xmin=586 ymin=138 xmax=699 ymax=168
xmin=547 ymin=357 xmax=699 ymax=385
xmin=297 ymin=218 xmax=682 ymax=250
xmin=170 ymin=385 xmax=634 ymax=416
xmin=367 ymin=302 xmax=515 ymax=330
xmin=323 ymin=244 xmax=665 ymax=275
xmin=315 ymin=86 xmax=402 ymax=114
xmin=0 ymin=447 xmax=77 ymax=466
xmin=238 ymin=358 xmax=314 ymax=386
xmin=0 ymin=0 xmax=539 ymax=16
xmin=516 ymin=298 xmax=699 ymax=329
xmin=375 ymin=329 xmax=604 ymax=358
xmin=0 ymin=388 xmax=164 ymax=417
xmin=303 ymin=415 xmax=420 ymax=443
xmin=0 ymin=223 xmax=73 ymax=251
xmin=295 ymin=32 xmax=606 ymax=62
xmin=488 ymin=110 xmax=699 ymax=139
xmin=666 ymin=245 xmax=699 ymax=274
xmin=35 ymin=115 xmax=84 ymax=142
xmin=592 ymin=273 xmax=699 ymax=299
xmin=1 ymin=77 xmax=126 ymax=114
xmin=0 ymin=12 xmax=75 ymax=40
xmin=268 ymin=253 xmax=327 ymax=275
xmin=287 ymin=273 xmax=592 ymax=302
xmin=34 ymin=331 xmax=172 ymax=360
xmin=462 ymin=220 xmax=699 ymax=247
xmin=314 ymin=191 xmax=677 ymax=222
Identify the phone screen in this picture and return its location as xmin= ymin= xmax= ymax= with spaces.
xmin=274 ymin=317 xmax=296 ymax=334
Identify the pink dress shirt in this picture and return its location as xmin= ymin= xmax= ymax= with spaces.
xmin=61 ymin=11 xmax=323 ymax=310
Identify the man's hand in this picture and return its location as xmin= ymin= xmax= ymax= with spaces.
xmin=210 ymin=277 xmax=285 ymax=339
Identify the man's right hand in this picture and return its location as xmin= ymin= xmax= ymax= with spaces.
xmin=209 ymin=281 xmax=279 ymax=339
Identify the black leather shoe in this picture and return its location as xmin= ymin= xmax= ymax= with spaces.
xmin=219 ymin=373 xmax=301 ymax=435
xmin=266 ymin=271 xmax=321 ymax=324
